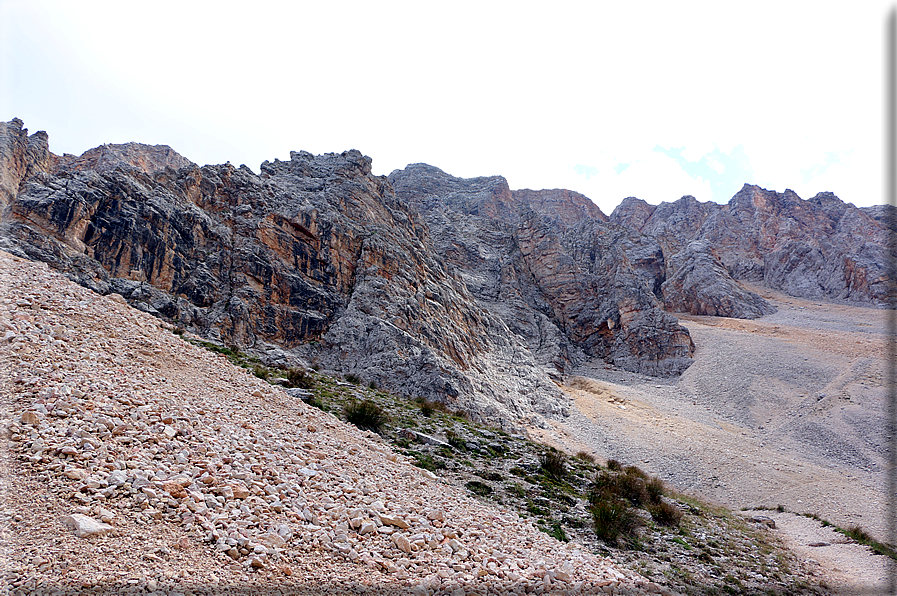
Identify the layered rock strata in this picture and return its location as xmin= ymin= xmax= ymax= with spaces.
xmin=388 ymin=165 xmax=695 ymax=377
xmin=611 ymin=186 xmax=892 ymax=306
xmin=0 ymin=120 xmax=572 ymax=426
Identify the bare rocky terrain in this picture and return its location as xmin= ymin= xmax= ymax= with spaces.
xmin=3 ymin=118 xmax=894 ymax=595
xmin=533 ymin=283 xmax=891 ymax=594
xmin=0 ymin=250 xmax=672 ymax=595
xmin=5 ymin=249 xmax=882 ymax=596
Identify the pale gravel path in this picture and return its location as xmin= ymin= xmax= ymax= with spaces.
xmin=766 ymin=511 xmax=892 ymax=596
xmin=538 ymin=283 xmax=892 ymax=595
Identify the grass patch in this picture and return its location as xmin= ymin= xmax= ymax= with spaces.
xmin=575 ymin=451 xmax=595 ymax=463
xmin=285 ymin=367 xmax=316 ymax=390
xmin=837 ymin=525 xmax=897 ymax=560
xmin=590 ymin=497 xmax=643 ymax=546
xmin=411 ymin=453 xmax=445 ymax=472
xmin=445 ymin=429 xmax=466 ymax=450
xmin=539 ymin=520 xmax=569 ymax=542
xmin=540 ymin=449 xmax=568 ymax=481
xmin=415 ymin=397 xmax=448 ymax=418
xmin=649 ymin=501 xmax=683 ymax=527
xmin=343 ymin=399 xmax=388 ymax=433
xmin=465 ymin=480 xmax=493 ymax=497
xmin=508 ymin=483 xmax=526 ymax=498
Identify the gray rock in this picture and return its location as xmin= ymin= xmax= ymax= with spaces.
xmin=61 ymin=513 xmax=114 ymax=537
xmin=397 ymin=429 xmax=451 ymax=448
xmin=661 ymin=240 xmax=776 ymax=318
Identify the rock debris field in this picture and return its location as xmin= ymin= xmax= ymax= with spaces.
xmin=0 ymin=250 xmax=670 ymax=595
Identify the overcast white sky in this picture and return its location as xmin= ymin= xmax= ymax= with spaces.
xmin=1 ymin=1 xmax=893 ymax=213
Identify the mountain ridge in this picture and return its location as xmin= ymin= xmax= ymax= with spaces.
xmin=1 ymin=118 xmax=891 ymax=426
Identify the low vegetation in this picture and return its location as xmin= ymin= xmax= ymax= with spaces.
xmin=343 ymin=399 xmax=388 ymax=433
xmin=183 ymin=336 xmax=834 ymax=595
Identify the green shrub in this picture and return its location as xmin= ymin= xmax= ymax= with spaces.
xmin=606 ymin=459 xmax=623 ymax=471
xmin=285 ymin=367 xmax=315 ymax=390
xmin=252 ymin=365 xmax=271 ymax=381
xmin=465 ymin=481 xmax=492 ymax=496
xmin=591 ymin=470 xmax=648 ymax=507
xmin=645 ymin=476 xmax=665 ymax=504
xmin=649 ymin=500 xmax=682 ymax=526
xmin=344 ymin=373 xmax=361 ymax=385
xmin=544 ymin=521 xmax=569 ymax=542
xmin=624 ymin=465 xmax=648 ymax=479
xmin=540 ymin=449 xmax=568 ymax=481
xmin=590 ymin=498 xmax=643 ymax=544
xmin=344 ymin=399 xmax=388 ymax=433
xmin=526 ymin=500 xmax=547 ymax=516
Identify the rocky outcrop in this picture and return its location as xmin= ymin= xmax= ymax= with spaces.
xmin=661 ymin=240 xmax=776 ymax=318
xmin=609 ymin=196 xmax=655 ymax=232
xmin=0 ymin=119 xmax=53 ymax=209
xmin=511 ymin=188 xmax=608 ymax=228
xmin=389 ymin=164 xmax=695 ymax=377
xmin=0 ymin=121 xmax=572 ymax=428
xmin=54 ymin=142 xmax=196 ymax=174
xmin=6 ymin=117 xmax=883 ymax=427
xmin=615 ymin=185 xmax=893 ymax=307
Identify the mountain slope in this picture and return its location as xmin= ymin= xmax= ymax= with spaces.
xmin=0 ymin=249 xmax=658 ymax=595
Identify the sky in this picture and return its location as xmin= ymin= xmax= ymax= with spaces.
xmin=1 ymin=1 xmax=893 ymax=214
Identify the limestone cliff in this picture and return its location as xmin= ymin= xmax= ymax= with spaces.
xmin=613 ymin=185 xmax=893 ymax=306
xmin=388 ymin=165 xmax=695 ymax=377
xmin=4 ymin=118 xmax=886 ymax=426
xmin=0 ymin=120 xmax=571 ymax=428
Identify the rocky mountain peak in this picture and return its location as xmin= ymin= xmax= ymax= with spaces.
xmin=609 ymin=196 xmax=655 ymax=231
xmin=54 ymin=142 xmax=196 ymax=175
xmin=510 ymin=188 xmax=608 ymax=229
xmin=391 ymin=163 xmax=515 ymax=221
xmin=1 ymin=118 xmax=892 ymax=425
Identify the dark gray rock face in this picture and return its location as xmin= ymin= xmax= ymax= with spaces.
xmin=613 ymin=185 xmax=893 ymax=307
xmin=389 ymin=165 xmax=696 ymax=377
xmin=661 ymin=240 xmax=777 ymax=318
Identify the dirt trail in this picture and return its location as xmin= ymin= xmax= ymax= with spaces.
xmin=767 ymin=512 xmax=892 ymax=595
xmin=539 ymin=285 xmax=892 ymax=594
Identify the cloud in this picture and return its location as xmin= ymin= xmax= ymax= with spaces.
xmin=613 ymin=163 xmax=630 ymax=175
xmin=653 ymin=145 xmax=754 ymax=204
xmin=573 ymin=164 xmax=600 ymax=179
